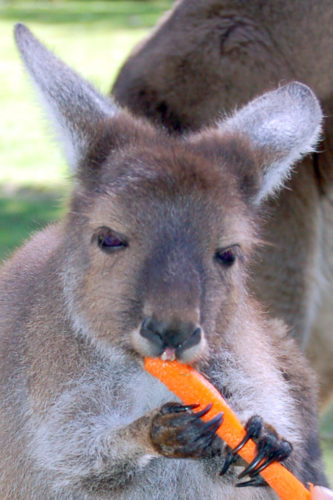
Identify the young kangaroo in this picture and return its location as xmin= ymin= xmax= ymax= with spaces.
xmin=112 ymin=0 xmax=333 ymax=409
xmin=0 ymin=24 xmax=327 ymax=499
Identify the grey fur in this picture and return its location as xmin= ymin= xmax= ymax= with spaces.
xmin=0 ymin=24 xmax=326 ymax=499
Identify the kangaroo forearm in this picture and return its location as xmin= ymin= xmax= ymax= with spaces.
xmin=32 ymin=408 xmax=157 ymax=493
xmin=96 ymin=413 xmax=157 ymax=473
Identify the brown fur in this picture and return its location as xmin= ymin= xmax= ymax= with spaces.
xmin=112 ymin=0 xmax=333 ymax=408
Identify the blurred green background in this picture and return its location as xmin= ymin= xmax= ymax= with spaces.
xmin=0 ymin=0 xmax=332 ymax=487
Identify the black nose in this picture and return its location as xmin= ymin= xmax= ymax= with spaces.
xmin=140 ymin=316 xmax=202 ymax=353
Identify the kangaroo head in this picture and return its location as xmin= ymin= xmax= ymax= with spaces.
xmin=15 ymin=24 xmax=322 ymax=364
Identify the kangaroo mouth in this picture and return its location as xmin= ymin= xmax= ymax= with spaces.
xmin=161 ymin=347 xmax=177 ymax=361
xmin=131 ymin=324 xmax=206 ymax=363
xmin=160 ymin=327 xmax=202 ymax=361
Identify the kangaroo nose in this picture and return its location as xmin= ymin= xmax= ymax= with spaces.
xmin=140 ymin=316 xmax=202 ymax=358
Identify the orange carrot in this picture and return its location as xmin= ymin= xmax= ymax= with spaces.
xmin=144 ymin=357 xmax=312 ymax=500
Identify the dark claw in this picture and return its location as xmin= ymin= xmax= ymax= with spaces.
xmin=173 ymin=403 xmax=201 ymax=413
xmin=219 ymin=415 xmax=263 ymax=475
xmin=195 ymin=413 xmax=223 ymax=440
xmin=219 ymin=415 xmax=293 ymax=486
xmin=249 ymin=456 xmax=276 ymax=477
xmin=231 ymin=415 xmax=263 ymax=454
xmin=249 ymin=439 xmax=293 ymax=477
xmin=238 ymin=432 xmax=293 ymax=480
xmin=220 ymin=446 xmax=239 ymax=475
xmin=160 ymin=403 xmax=200 ymax=415
xmin=237 ymin=450 xmax=267 ymax=479
xmin=231 ymin=433 xmax=251 ymax=455
xmin=193 ymin=403 xmax=213 ymax=419
xmin=236 ymin=476 xmax=268 ymax=488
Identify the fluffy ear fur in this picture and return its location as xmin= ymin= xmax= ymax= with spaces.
xmin=15 ymin=26 xmax=322 ymax=205
xmin=14 ymin=23 xmax=118 ymax=171
xmin=218 ymin=82 xmax=323 ymax=204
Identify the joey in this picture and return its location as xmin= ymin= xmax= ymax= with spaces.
xmin=0 ymin=24 xmax=327 ymax=499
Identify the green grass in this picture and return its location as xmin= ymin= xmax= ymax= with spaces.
xmin=322 ymin=441 xmax=333 ymax=487
xmin=0 ymin=187 xmax=65 ymax=262
xmin=0 ymin=0 xmax=333 ymax=488
xmin=1 ymin=1 xmax=171 ymax=27
xmin=321 ymin=404 xmax=333 ymax=486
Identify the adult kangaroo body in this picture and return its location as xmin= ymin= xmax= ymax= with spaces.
xmin=112 ymin=0 xmax=333 ymax=408
xmin=0 ymin=24 xmax=327 ymax=498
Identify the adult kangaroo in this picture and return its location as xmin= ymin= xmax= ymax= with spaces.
xmin=112 ymin=0 xmax=333 ymax=408
xmin=0 ymin=24 xmax=327 ymax=498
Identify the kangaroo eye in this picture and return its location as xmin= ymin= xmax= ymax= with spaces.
xmin=215 ymin=246 xmax=238 ymax=267
xmin=95 ymin=227 xmax=128 ymax=253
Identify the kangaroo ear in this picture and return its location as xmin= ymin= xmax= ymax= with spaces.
xmin=14 ymin=24 xmax=119 ymax=171
xmin=218 ymin=82 xmax=323 ymax=204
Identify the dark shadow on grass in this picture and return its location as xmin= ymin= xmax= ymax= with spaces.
xmin=0 ymin=187 xmax=65 ymax=261
xmin=1 ymin=1 xmax=172 ymax=28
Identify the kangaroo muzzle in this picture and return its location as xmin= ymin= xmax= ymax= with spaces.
xmin=140 ymin=316 xmax=202 ymax=361
xmin=131 ymin=312 xmax=206 ymax=363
